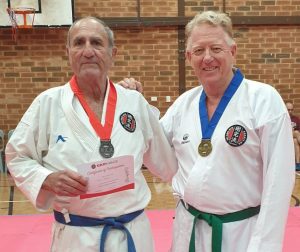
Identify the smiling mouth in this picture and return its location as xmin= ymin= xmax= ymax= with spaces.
xmin=203 ymin=66 xmax=218 ymax=71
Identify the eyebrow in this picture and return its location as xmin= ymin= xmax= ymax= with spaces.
xmin=72 ymin=36 xmax=104 ymax=45
xmin=191 ymin=43 xmax=224 ymax=48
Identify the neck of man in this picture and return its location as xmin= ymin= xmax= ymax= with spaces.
xmin=205 ymin=94 xmax=221 ymax=120
xmin=204 ymin=82 xmax=229 ymax=118
xmin=203 ymin=71 xmax=234 ymax=119
xmin=77 ymin=75 xmax=107 ymax=101
xmin=76 ymin=75 xmax=108 ymax=120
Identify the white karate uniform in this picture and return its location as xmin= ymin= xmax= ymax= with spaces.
xmin=6 ymin=81 xmax=178 ymax=252
xmin=161 ymin=77 xmax=295 ymax=252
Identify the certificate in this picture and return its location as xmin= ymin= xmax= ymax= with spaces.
xmin=77 ymin=155 xmax=134 ymax=199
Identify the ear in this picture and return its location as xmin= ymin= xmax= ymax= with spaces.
xmin=111 ymin=47 xmax=117 ymax=58
xmin=230 ymin=44 xmax=237 ymax=58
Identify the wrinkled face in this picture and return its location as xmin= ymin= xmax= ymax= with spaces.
xmin=186 ymin=23 xmax=236 ymax=87
xmin=67 ymin=19 xmax=116 ymax=80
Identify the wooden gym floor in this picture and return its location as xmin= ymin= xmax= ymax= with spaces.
xmin=0 ymin=170 xmax=299 ymax=215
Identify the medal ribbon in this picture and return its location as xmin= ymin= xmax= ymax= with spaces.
xmin=70 ymin=75 xmax=117 ymax=141
xmin=199 ymin=69 xmax=244 ymax=140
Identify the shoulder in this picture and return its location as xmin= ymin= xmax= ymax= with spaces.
xmin=243 ymin=78 xmax=277 ymax=93
xmin=166 ymin=86 xmax=201 ymax=115
xmin=34 ymin=84 xmax=67 ymax=104
xmin=160 ymin=86 xmax=201 ymax=127
xmin=241 ymin=78 xmax=287 ymax=123
xmin=243 ymin=78 xmax=283 ymax=105
xmin=170 ymin=86 xmax=201 ymax=108
xmin=176 ymin=86 xmax=201 ymax=102
xmin=20 ymin=84 xmax=67 ymax=122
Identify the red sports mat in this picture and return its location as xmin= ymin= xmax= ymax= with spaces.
xmin=0 ymin=208 xmax=299 ymax=252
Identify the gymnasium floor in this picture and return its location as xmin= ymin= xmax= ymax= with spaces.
xmin=0 ymin=170 xmax=299 ymax=251
xmin=1 ymin=170 xmax=299 ymax=215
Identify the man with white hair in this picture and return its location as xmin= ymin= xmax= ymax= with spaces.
xmin=122 ymin=10 xmax=295 ymax=252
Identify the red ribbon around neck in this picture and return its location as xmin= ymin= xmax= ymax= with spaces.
xmin=70 ymin=75 xmax=117 ymax=141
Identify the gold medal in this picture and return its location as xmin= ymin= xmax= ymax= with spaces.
xmin=198 ymin=139 xmax=212 ymax=157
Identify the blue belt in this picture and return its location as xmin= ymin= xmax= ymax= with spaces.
xmin=54 ymin=209 xmax=144 ymax=252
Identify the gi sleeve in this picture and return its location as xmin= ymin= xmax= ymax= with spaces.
xmin=142 ymin=102 xmax=178 ymax=182
xmin=5 ymin=98 xmax=55 ymax=211
xmin=246 ymin=112 xmax=295 ymax=252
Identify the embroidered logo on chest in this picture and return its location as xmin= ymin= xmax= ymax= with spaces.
xmin=119 ymin=112 xmax=136 ymax=133
xmin=225 ymin=125 xmax=247 ymax=147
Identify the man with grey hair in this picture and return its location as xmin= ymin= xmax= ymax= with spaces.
xmin=122 ymin=10 xmax=295 ymax=252
xmin=165 ymin=10 xmax=294 ymax=252
xmin=6 ymin=17 xmax=178 ymax=252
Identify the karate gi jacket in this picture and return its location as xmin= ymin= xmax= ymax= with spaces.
xmin=161 ymin=75 xmax=295 ymax=252
xmin=6 ymin=81 xmax=178 ymax=252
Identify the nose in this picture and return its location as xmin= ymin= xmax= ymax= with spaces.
xmin=202 ymin=48 xmax=213 ymax=62
xmin=82 ymin=43 xmax=95 ymax=57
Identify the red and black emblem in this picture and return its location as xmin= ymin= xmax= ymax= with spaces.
xmin=225 ymin=124 xmax=247 ymax=147
xmin=120 ymin=112 xmax=136 ymax=133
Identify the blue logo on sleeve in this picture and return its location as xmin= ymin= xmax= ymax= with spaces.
xmin=56 ymin=135 xmax=68 ymax=143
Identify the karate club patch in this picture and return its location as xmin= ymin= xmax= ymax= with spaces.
xmin=120 ymin=112 xmax=136 ymax=133
xmin=225 ymin=124 xmax=247 ymax=147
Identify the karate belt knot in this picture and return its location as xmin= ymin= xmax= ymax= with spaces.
xmin=54 ymin=209 xmax=144 ymax=252
xmin=181 ymin=200 xmax=260 ymax=252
